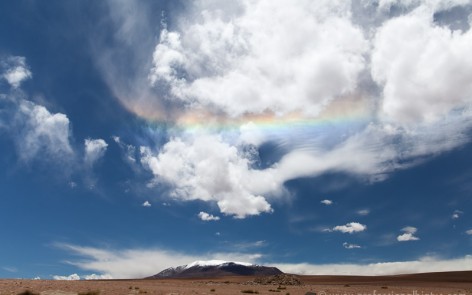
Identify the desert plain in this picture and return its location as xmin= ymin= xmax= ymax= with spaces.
xmin=1 ymin=271 xmax=472 ymax=295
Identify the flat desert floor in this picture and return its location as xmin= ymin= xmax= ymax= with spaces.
xmin=1 ymin=271 xmax=472 ymax=295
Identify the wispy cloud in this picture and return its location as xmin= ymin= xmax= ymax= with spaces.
xmin=452 ymin=210 xmax=463 ymax=219
xmin=56 ymin=243 xmax=261 ymax=279
xmin=343 ymin=242 xmax=361 ymax=249
xmin=357 ymin=209 xmax=370 ymax=216
xmin=1 ymin=56 xmax=32 ymax=88
xmin=57 ymin=243 xmax=472 ymax=278
xmin=84 ymin=138 xmax=108 ymax=166
xmin=273 ymin=255 xmax=472 ymax=275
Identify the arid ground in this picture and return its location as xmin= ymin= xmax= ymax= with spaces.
xmin=1 ymin=271 xmax=472 ymax=295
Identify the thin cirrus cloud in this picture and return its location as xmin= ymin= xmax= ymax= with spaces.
xmin=55 ymin=243 xmax=262 ymax=279
xmin=93 ymin=0 xmax=472 ymax=218
xmin=343 ymin=242 xmax=361 ymax=249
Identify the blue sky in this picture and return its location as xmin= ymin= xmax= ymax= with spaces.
xmin=1 ymin=0 xmax=472 ymax=280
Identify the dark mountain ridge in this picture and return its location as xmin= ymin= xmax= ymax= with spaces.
xmin=147 ymin=260 xmax=283 ymax=279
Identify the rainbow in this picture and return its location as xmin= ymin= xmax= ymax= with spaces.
xmin=131 ymin=93 xmax=373 ymax=138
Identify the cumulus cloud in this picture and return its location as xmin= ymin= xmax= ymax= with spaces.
xmin=198 ymin=211 xmax=220 ymax=221
xmin=321 ymin=199 xmax=333 ymax=206
xmin=98 ymin=1 xmax=472 ymax=218
xmin=1 ymin=56 xmax=32 ymax=88
xmin=372 ymin=4 xmax=472 ymax=125
xmin=149 ymin=0 xmax=367 ymax=118
xmin=84 ymin=138 xmax=108 ymax=166
xmin=465 ymin=229 xmax=472 ymax=235
xmin=333 ymin=222 xmax=367 ymax=234
xmin=397 ymin=226 xmax=420 ymax=241
xmin=343 ymin=242 xmax=361 ymax=249
xmin=52 ymin=273 xmax=112 ymax=280
xmin=140 ymin=134 xmax=273 ymax=218
xmin=142 ymin=201 xmax=151 ymax=207
xmin=53 ymin=273 xmax=81 ymax=281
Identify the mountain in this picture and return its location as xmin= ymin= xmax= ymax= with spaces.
xmin=147 ymin=260 xmax=283 ymax=279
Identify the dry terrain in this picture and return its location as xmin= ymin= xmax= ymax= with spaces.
xmin=1 ymin=271 xmax=472 ymax=295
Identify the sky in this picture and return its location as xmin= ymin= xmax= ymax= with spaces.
xmin=1 ymin=0 xmax=472 ymax=280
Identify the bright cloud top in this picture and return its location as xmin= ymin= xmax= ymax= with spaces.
xmin=150 ymin=0 xmax=367 ymax=118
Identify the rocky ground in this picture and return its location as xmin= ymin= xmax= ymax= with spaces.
xmin=1 ymin=272 xmax=472 ymax=295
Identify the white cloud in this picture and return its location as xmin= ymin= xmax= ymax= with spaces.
xmin=452 ymin=210 xmax=463 ymax=219
xmin=343 ymin=242 xmax=361 ymax=249
xmin=98 ymin=2 xmax=472 ymax=218
xmin=52 ymin=273 xmax=112 ymax=280
xmin=83 ymin=273 xmax=113 ymax=280
xmin=1 ymin=56 xmax=32 ymax=88
xmin=149 ymin=0 xmax=368 ymax=118
xmin=0 ymin=56 xmax=74 ymax=163
xmin=273 ymin=255 xmax=472 ymax=275
xmin=198 ymin=211 xmax=220 ymax=221
xmin=56 ymin=243 xmax=261 ymax=279
xmin=142 ymin=201 xmax=151 ymax=207
xmin=465 ymin=229 xmax=472 ymax=235
xmin=357 ymin=209 xmax=370 ymax=216
xmin=53 ymin=273 xmax=81 ymax=280
xmin=58 ymin=243 xmax=472 ymax=278
xmin=140 ymin=134 xmax=273 ymax=218
xmin=397 ymin=226 xmax=420 ymax=241
xmin=333 ymin=222 xmax=367 ymax=234
xmin=84 ymin=138 xmax=108 ymax=166
xmin=372 ymin=5 xmax=472 ymax=125
xmin=14 ymin=100 xmax=73 ymax=161
xmin=321 ymin=199 xmax=333 ymax=206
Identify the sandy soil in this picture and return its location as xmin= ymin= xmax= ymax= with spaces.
xmin=1 ymin=272 xmax=472 ymax=295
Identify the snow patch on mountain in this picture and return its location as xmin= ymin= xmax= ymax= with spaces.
xmin=185 ymin=260 xmax=255 ymax=269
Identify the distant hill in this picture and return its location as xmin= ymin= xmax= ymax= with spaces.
xmin=147 ymin=260 xmax=283 ymax=279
